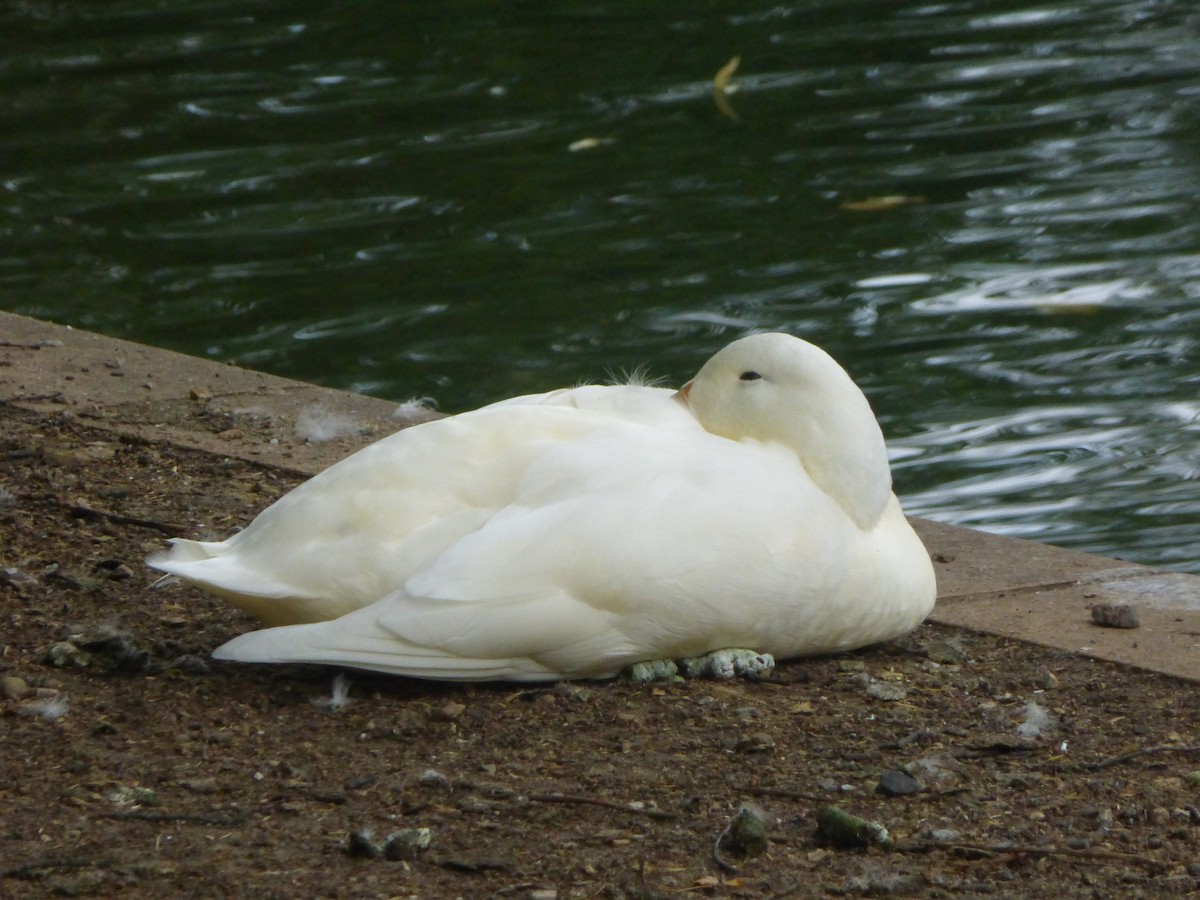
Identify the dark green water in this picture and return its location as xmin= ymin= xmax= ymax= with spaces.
xmin=3 ymin=0 xmax=1198 ymax=570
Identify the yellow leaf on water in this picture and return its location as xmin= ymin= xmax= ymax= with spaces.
xmin=840 ymin=194 xmax=927 ymax=212
xmin=713 ymin=55 xmax=741 ymax=121
xmin=714 ymin=55 xmax=740 ymax=93
xmin=567 ymin=137 xmax=615 ymax=153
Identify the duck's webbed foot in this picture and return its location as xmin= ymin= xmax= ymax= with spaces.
xmin=622 ymin=658 xmax=679 ymax=685
xmin=680 ymin=648 xmax=775 ymax=680
xmin=623 ymin=649 xmax=775 ymax=685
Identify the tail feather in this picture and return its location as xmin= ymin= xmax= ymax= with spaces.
xmin=147 ymin=537 xmax=229 ymax=568
xmin=147 ymin=542 xmax=344 ymax=627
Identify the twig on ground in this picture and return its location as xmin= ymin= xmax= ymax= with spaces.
xmin=67 ymin=499 xmax=189 ymax=536
xmin=526 ymin=792 xmax=675 ymax=820
xmin=712 ymin=820 xmax=739 ymax=874
xmin=98 ymin=809 xmax=248 ymax=826
xmin=901 ymin=840 xmax=1163 ymax=871
xmin=0 ymin=340 xmax=62 ymax=350
xmin=1035 ymin=743 xmax=1200 ymax=772
xmin=1 ymin=856 xmax=100 ymax=879
xmin=748 ymin=784 xmax=830 ymax=803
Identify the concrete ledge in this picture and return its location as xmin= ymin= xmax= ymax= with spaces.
xmin=0 ymin=310 xmax=436 ymax=476
xmin=3 ymin=310 xmax=1198 ymax=681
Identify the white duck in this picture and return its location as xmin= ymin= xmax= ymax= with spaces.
xmin=150 ymin=333 xmax=935 ymax=681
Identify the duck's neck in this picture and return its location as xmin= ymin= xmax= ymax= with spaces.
xmin=780 ymin=389 xmax=894 ymax=531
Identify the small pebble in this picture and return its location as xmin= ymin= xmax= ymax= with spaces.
xmin=65 ymin=625 xmax=150 ymax=671
xmin=924 ymin=637 xmax=966 ymax=665
xmin=418 ymin=769 xmax=451 ymax=788
xmin=1 ymin=567 xmax=39 ymax=593
xmin=168 ymin=654 xmax=210 ymax=675
xmin=108 ymin=786 xmax=160 ymax=807
xmin=1 ymin=675 xmax=29 ymax=701
xmin=1090 ymin=603 xmax=1139 ymax=629
xmin=723 ymin=806 xmax=768 ymax=856
xmin=734 ymin=732 xmax=775 ymax=753
xmin=346 ymin=830 xmax=383 ymax=858
xmin=866 ymin=681 xmax=907 ymax=702
xmin=180 ymin=777 xmax=220 ymax=794
xmin=876 ymin=770 xmax=921 ymax=796
xmin=93 ymin=559 xmax=134 ymax=580
xmin=929 ymin=828 xmax=961 ymax=843
xmin=844 ymin=872 xmax=923 ymax=894
xmin=46 ymin=641 xmax=92 ymax=669
xmin=1036 ymin=666 xmax=1059 ymax=690
xmin=382 ymin=827 xmax=432 ymax=861
xmin=432 ymin=701 xmax=465 ymax=721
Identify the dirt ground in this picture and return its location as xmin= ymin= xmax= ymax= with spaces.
xmin=2 ymin=401 xmax=1199 ymax=899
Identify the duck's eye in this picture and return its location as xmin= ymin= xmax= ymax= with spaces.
xmin=739 ymin=371 xmax=762 ymax=382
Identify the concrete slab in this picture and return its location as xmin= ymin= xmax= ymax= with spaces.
xmin=932 ymin=574 xmax=1200 ymax=683
xmin=1 ymin=310 xmax=437 ymax=475
xmin=3 ymin=310 xmax=1197 ymax=681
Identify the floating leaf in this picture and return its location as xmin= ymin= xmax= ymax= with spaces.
xmin=714 ymin=55 xmax=741 ymax=121
xmin=568 ymin=137 xmax=615 ymax=153
xmin=840 ymin=195 xmax=926 ymax=212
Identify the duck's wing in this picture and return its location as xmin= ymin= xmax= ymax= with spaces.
xmin=211 ymin=427 xmax=868 ymax=681
xmin=212 ymin=588 xmax=634 ymax=681
xmin=151 ymin=386 xmax=686 ymax=626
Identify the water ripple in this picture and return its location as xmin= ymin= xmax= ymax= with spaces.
xmin=1 ymin=0 xmax=1198 ymax=569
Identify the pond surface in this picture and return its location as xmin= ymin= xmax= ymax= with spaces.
xmin=3 ymin=0 xmax=1198 ymax=571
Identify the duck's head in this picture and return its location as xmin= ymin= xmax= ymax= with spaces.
xmin=677 ymin=332 xmax=893 ymax=529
